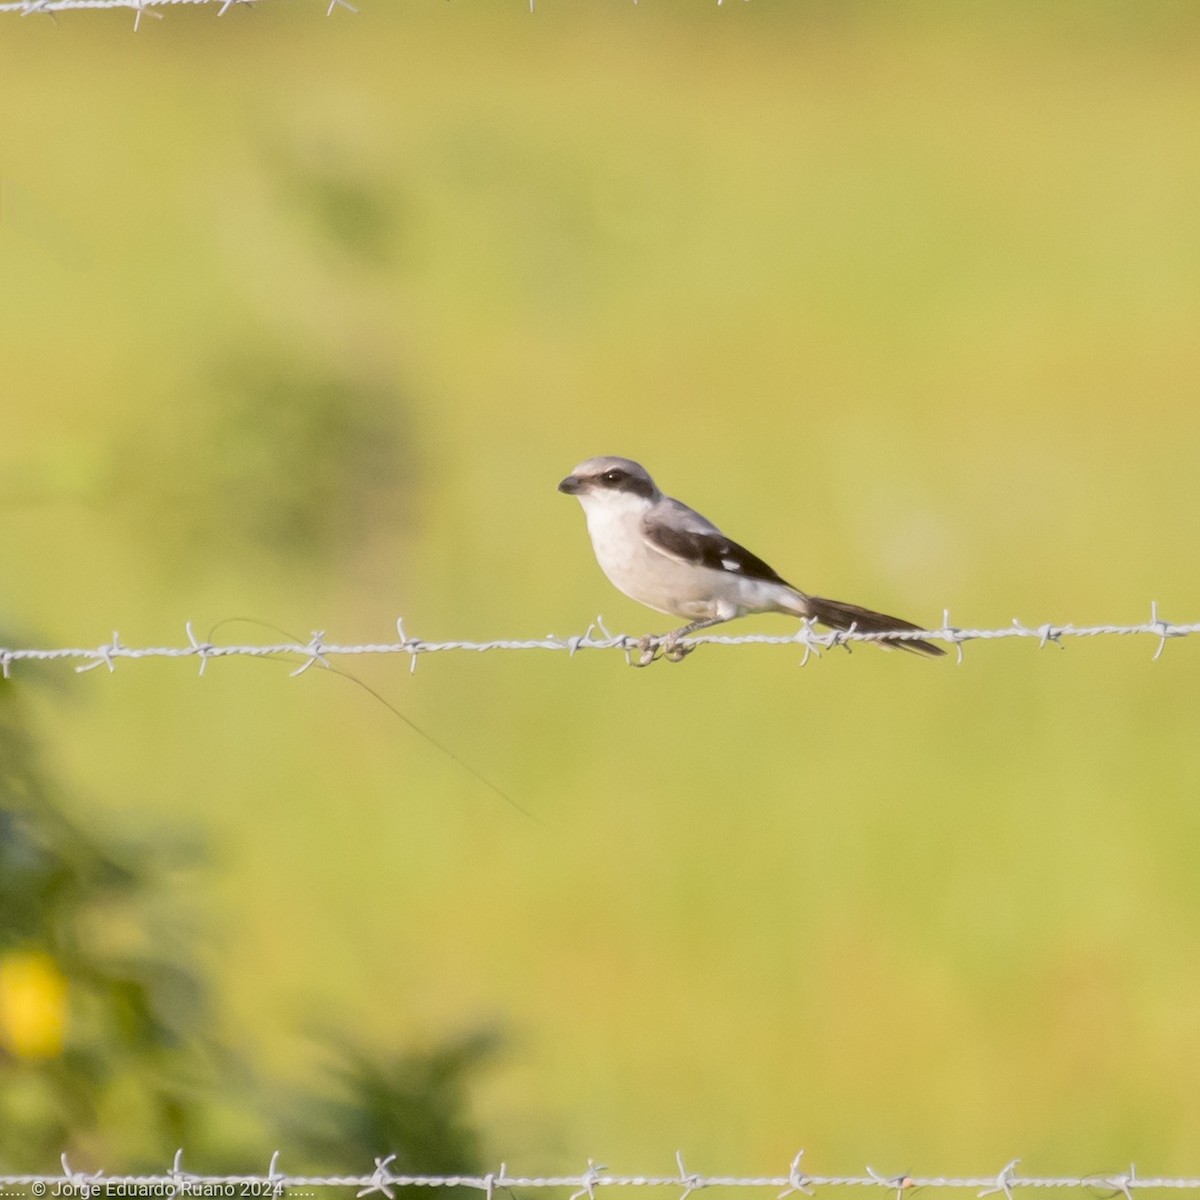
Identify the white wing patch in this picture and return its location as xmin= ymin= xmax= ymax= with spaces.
xmin=720 ymin=556 xmax=744 ymax=573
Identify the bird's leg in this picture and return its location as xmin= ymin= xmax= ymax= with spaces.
xmin=661 ymin=616 xmax=729 ymax=662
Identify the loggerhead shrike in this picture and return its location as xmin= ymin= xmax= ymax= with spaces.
xmin=558 ymin=455 xmax=944 ymax=663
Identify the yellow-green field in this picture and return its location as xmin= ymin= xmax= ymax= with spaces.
xmin=4 ymin=0 xmax=1200 ymax=1176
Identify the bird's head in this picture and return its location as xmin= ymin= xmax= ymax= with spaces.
xmin=557 ymin=456 xmax=660 ymax=512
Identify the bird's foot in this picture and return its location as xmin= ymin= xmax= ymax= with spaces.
xmin=630 ymin=629 xmax=698 ymax=667
xmin=661 ymin=629 xmax=696 ymax=662
xmin=632 ymin=634 xmax=661 ymax=667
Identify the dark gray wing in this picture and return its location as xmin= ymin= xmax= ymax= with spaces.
xmin=642 ymin=498 xmax=791 ymax=586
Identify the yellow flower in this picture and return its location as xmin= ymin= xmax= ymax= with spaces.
xmin=0 ymin=951 xmax=68 ymax=1060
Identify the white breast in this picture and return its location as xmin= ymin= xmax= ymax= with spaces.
xmin=578 ymin=493 xmax=721 ymax=620
xmin=583 ymin=495 xmax=657 ymax=597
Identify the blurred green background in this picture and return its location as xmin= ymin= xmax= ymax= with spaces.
xmin=3 ymin=0 xmax=1200 ymax=1179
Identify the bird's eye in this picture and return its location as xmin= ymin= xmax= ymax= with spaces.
xmin=602 ymin=469 xmax=626 ymax=485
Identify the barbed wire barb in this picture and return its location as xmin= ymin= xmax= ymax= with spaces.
xmin=797 ymin=617 xmax=821 ymax=666
xmin=978 ymin=1161 xmax=1021 ymax=1200
xmin=184 ymin=620 xmax=214 ymax=675
xmin=287 ymin=632 xmax=330 ymax=676
xmin=59 ymin=1151 xmax=101 ymax=1192
xmin=1148 ymin=600 xmax=1178 ymax=661
xmin=571 ymin=1159 xmax=607 ymax=1200
xmin=395 ymin=615 xmax=422 ymax=674
xmin=866 ymin=1167 xmax=916 ymax=1200
xmin=779 ymin=1152 xmax=815 ymax=1199
xmin=356 ymin=1155 xmax=398 ymax=1200
xmin=132 ymin=0 xmax=163 ymax=29
xmin=73 ymin=631 xmax=122 ymax=673
xmin=1082 ymin=1166 xmax=1139 ymax=1200
xmin=168 ymin=1148 xmax=194 ymax=1196
xmin=675 ymin=1152 xmax=704 ymax=1200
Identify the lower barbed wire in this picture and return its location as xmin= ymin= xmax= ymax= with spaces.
xmin=3 ymin=1159 xmax=1199 ymax=1195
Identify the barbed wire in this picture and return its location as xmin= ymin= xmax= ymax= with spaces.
xmin=0 ymin=1154 xmax=1198 ymax=1199
xmin=0 ymin=0 xmax=357 ymax=28
xmin=0 ymin=604 xmax=1195 ymax=678
xmin=0 ymin=0 xmax=744 ymax=23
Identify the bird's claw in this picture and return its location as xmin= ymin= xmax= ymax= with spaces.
xmin=632 ymin=634 xmax=660 ymax=667
xmin=662 ymin=631 xmax=695 ymax=662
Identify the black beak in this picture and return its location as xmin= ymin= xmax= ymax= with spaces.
xmin=558 ymin=475 xmax=582 ymax=494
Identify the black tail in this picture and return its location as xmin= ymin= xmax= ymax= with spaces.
xmin=806 ymin=595 xmax=945 ymax=657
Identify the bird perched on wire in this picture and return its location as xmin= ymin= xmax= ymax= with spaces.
xmin=558 ymin=455 xmax=944 ymax=665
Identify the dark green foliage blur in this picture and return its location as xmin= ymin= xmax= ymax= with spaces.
xmin=268 ymin=143 xmax=402 ymax=267
xmin=176 ymin=351 xmax=416 ymax=567
xmin=115 ymin=158 xmax=420 ymax=580
xmin=0 ymin=674 xmax=211 ymax=1164
xmin=0 ymin=677 xmax=493 ymax=1174
xmin=286 ymin=1032 xmax=498 ymax=1193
